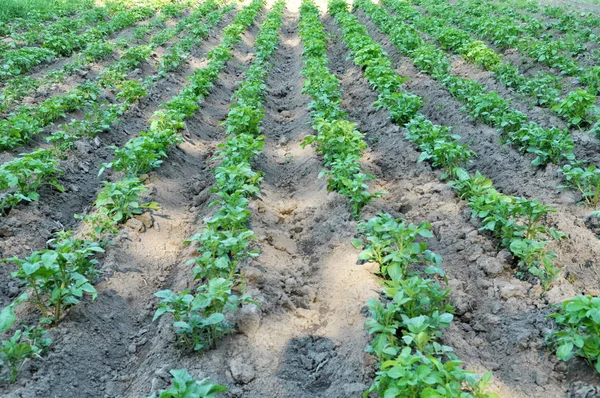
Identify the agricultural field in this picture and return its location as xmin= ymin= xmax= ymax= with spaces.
xmin=0 ymin=0 xmax=600 ymax=396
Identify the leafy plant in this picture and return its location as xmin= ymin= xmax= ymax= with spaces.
xmin=153 ymin=278 xmax=252 ymax=351
xmin=6 ymin=231 xmax=103 ymax=323
xmin=552 ymin=89 xmax=598 ymax=128
xmin=81 ymin=178 xmax=159 ymax=237
xmin=547 ymin=295 xmax=600 ymax=373
xmin=147 ymin=369 xmax=227 ymax=398
xmin=352 ymin=212 xmax=442 ymax=281
xmin=0 ymin=326 xmax=52 ymax=383
xmin=559 ymin=163 xmax=600 ymax=207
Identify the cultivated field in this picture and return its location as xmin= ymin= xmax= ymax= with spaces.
xmin=0 ymin=0 xmax=600 ymax=396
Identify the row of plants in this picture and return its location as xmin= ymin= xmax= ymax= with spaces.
xmin=357 ymin=0 xmax=600 ymax=208
xmin=0 ymin=1 xmax=232 ymax=215
xmin=0 ymin=3 xmax=116 ymax=56
xmin=479 ymin=0 xmax=598 ymax=55
xmin=331 ymin=0 xmax=565 ymax=289
xmin=298 ymin=0 xmax=382 ymax=218
xmin=0 ymin=2 xmax=191 ymax=113
xmin=498 ymin=0 xmax=600 ymax=30
xmin=0 ymin=0 xmax=255 ymax=383
xmin=351 ymin=211 xmax=498 ymax=397
xmin=414 ymin=0 xmax=600 ymax=90
xmin=381 ymin=0 xmax=600 ymax=131
xmin=0 ymin=0 xmax=219 ymax=151
xmin=0 ymin=0 xmax=94 ymax=37
xmin=332 ymin=0 xmax=600 ymax=379
xmin=153 ymin=0 xmax=284 ymax=355
xmin=0 ymin=3 xmax=161 ymax=81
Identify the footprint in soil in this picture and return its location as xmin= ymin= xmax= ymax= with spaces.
xmin=278 ymin=336 xmax=337 ymax=393
xmin=277 ymin=336 xmax=368 ymax=397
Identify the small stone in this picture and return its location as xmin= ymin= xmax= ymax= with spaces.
xmin=0 ymin=227 xmax=13 ymax=237
xmin=285 ymin=277 xmax=297 ymax=289
xmin=272 ymin=236 xmax=297 ymax=254
xmin=499 ymin=282 xmax=528 ymax=299
xmin=477 ymin=256 xmax=504 ymax=277
xmin=244 ymin=267 xmax=264 ymax=285
xmin=236 ymin=304 xmax=260 ymax=336
xmin=229 ymin=358 xmax=255 ymax=384
xmin=128 ymin=344 xmax=137 ymax=354
xmin=135 ymin=212 xmax=153 ymax=229
xmin=125 ymin=218 xmax=144 ymax=232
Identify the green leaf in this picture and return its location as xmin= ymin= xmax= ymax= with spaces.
xmin=556 ymin=342 xmax=574 ymax=360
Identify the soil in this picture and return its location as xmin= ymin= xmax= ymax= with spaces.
xmin=1 ymin=2 xmax=600 ymax=398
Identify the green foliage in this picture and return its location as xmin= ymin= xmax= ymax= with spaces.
xmin=552 ymin=89 xmax=598 ymax=128
xmin=0 ymin=0 xmax=92 ymax=22
xmin=5 ymin=231 xmax=103 ymax=323
xmin=405 ymin=115 xmax=474 ymax=178
xmin=547 ymin=296 xmax=600 ymax=373
xmin=359 ymin=0 xmax=575 ymax=168
xmin=452 ymin=169 xmax=563 ymax=288
xmin=559 ymin=163 xmax=600 ymax=207
xmin=353 ymin=213 xmax=442 ymax=281
xmin=0 ymin=148 xmax=64 ymax=212
xmin=298 ymin=0 xmax=383 ymax=217
xmin=0 ymin=326 xmax=51 ymax=383
xmin=367 ymin=345 xmax=497 ymax=398
xmin=348 ymin=208 xmax=498 ymax=398
xmin=82 ymin=178 xmax=159 ymax=237
xmin=153 ymin=278 xmax=252 ymax=351
xmin=147 ymin=369 xmax=227 ymax=398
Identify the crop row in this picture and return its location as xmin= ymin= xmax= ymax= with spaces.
xmin=0 ymin=1 xmax=93 ymax=38
xmin=334 ymin=0 xmax=564 ymax=295
xmin=415 ymin=0 xmax=600 ymax=91
xmin=0 ymin=0 xmax=256 ymax=383
xmin=0 ymin=1 xmax=232 ymax=216
xmin=356 ymin=0 xmax=600 ymax=208
xmin=0 ymin=4 xmax=160 ymax=81
xmin=298 ymin=0 xmax=382 ymax=218
xmin=332 ymin=0 xmax=600 ymax=381
xmin=0 ymin=2 xmax=191 ymax=113
xmin=0 ymin=3 xmax=118 ymax=56
xmin=381 ymin=0 xmax=599 ymax=131
xmin=0 ymin=0 xmax=220 ymax=151
xmin=317 ymin=2 xmax=496 ymax=395
xmin=153 ymin=0 xmax=284 ymax=356
xmin=517 ymin=0 xmax=600 ymax=32
xmin=352 ymin=211 xmax=497 ymax=397
xmin=480 ymin=0 xmax=599 ymax=55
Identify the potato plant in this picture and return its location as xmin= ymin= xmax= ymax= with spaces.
xmin=381 ymin=0 xmax=575 ymax=117
xmin=0 ymin=4 xmax=157 ymax=80
xmin=0 ymin=0 xmax=221 ymax=151
xmin=559 ymin=164 xmax=600 ymax=207
xmin=357 ymin=0 xmax=575 ymax=168
xmin=352 ymin=212 xmax=442 ymax=281
xmin=147 ymin=369 xmax=227 ymax=398
xmin=4 ymin=231 xmax=103 ymax=323
xmin=0 ymin=0 xmax=259 ymax=384
xmin=547 ymin=295 xmax=600 ymax=374
xmin=0 ymin=326 xmax=51 ymax=383
xmin=351 ymin=211 xmax=498 ymax=397
xmin=154 ymin=278 xmax=252 ymax=351
xmin=452 ymin=169 xmax=563 ymax=289
xmin=0 ymin=2 xmax=232 ymax=215
xmin=330 ymin=0 xmax=474 ymax=181
xmin=299 ymin=0 xmax=386 ymax=218
xmin=153 ymin=0 xmax=283 ymax=352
